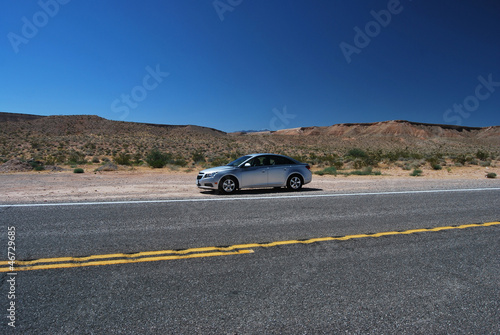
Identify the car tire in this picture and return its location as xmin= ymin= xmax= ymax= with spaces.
xmin=287 ymin=175 xmax=303 ymax=191
xmin=219 ymin=176 xmax=238 ymax=194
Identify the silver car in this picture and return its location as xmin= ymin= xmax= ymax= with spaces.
xmin=197 ymin=153 xmax=312 ymax=194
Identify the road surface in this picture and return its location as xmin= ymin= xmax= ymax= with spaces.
xmin=1 ymin=188 xmax=499 ymax=333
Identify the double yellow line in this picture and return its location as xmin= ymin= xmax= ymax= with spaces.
xmin=1 ymin=222 xmax=498 ymax=272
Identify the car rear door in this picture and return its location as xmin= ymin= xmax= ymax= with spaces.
xmin=267 ymin=155 xmax=290 ymax=186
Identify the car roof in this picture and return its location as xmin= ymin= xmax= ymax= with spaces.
xmin=246 ymin=153 xmax=300 ymax=162
xmin=248 ymin=153 xmax=285 ymax=157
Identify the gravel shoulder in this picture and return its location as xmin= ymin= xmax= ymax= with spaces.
xmin=0 ymin=165 xmax=499 ymax=204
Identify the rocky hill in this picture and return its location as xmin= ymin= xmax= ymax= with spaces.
xmin=0 ymin=112 xmax=498 ymax=168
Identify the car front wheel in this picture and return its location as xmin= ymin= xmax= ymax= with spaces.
xmin=287 ymin=175 xmax=303 ymax=191
xmin=219 ymin=176 xmax=237 ymax=194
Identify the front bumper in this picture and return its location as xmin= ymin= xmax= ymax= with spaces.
xmin=196 ymin=173 xmax=219 ymax=190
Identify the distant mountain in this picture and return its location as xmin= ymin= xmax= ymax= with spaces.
xmin=0 ymin=113 xmax=226 ymax=136
xmin=269 ymin=120 xmax=498 ymax=139
xmin=231 ymin=129 xmax=271 ymax=134
xmin=0 ymin=112 xmax=498 ymax=164
xmin=0 ymin=112 xmax=46 ymax=122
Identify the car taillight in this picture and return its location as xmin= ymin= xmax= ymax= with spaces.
xmin=306 ymin=165 xmax=310 ymax=170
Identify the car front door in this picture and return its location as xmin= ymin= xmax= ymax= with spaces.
xmin=239 ymin=157 xmax=268 ymax=188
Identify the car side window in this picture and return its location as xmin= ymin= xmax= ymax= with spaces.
xmin=249 ymin=157 xmax=262 ymax=167
xmin=272 ymin=156 xmax=294 ymax=165
xmin=262 ymin=156 xmax=272 ymax=166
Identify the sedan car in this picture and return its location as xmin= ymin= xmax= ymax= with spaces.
xmin=197 ymin=153 xmax=312 ymax=194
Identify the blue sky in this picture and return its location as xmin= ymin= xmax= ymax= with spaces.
xmin=1 ymin=0 xmax=500 ymax=132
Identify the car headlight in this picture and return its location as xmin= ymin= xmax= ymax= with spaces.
xmin=204 ymin=172 xmax=218 ymax=178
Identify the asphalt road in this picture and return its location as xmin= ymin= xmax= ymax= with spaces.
xmin=1 ymin=188 xmax=499 ymax=333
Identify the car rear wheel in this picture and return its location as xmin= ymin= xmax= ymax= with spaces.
xmin=287 ymin=175 xmax=303 ymax=191
xmin=219 ymin=176 xmax=237 ymax=194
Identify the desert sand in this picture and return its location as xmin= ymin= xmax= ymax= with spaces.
xmin=0 ymin=165 xmax=498 ymax=204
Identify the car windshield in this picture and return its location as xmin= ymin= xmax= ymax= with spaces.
xmin=227 ymin=155 xmax=252 ymax=167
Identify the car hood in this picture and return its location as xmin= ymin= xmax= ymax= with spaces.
xmin=199 ymin=166 xmax=236 ymax=174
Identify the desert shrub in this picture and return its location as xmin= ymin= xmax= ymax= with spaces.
xmin=349 ymin=166 xmax=381 ymax=176
xmin=431 ymin=164 xmax=442 ymax=170
xmin=347 ymin=148 xmax=368 ymax=158
xmin=145 ymin=149 xmax=172 ymax=168
xmin=28 ymin=160 xmax=44 ymax=171
xmin=113 ymin=152 xmax=131 ymax=166
xmin=314 ymin=166 xmax=337 ymax=176
xmin=67 ymin=150 xmax=86 ymax=165
xmin=452 ymin=154 xmax=474 ymax=165
xmin=209 ymin=156 xmax=227 ymax=167
xmin=92 ymin=156 xmax=100 ymax=163
xmin=173 ymin=158 xmax=188 ymax=167
xmin=426 ymin=156 xmax=439 ymax=165
xmin=352 ymin=158 xmax=367 ymax=169
xmin=132 ymin=153 xmax=144 ymax=165
xmin=480 ymin=161 xmax=491 ymax=167
xmin=476 ymin=150 xmax=489 ymax=160
xmin=486 ymin=172 xmax=497 ymax=179
xmin=410 ymin=169 xmax=422 ymax=177
xmin=73 ymin=168 xmax=84 ymax=173
xmin=345 ymin=149 xmax=380 ymax=168
xmin=384 ymin=150 xmax=412 ymax=162
xmin=192 ymin=151 xmax=205 ymax=164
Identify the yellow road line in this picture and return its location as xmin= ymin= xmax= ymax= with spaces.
xmin=0 ymin=250 xmax=254 ymax=272
xmin=1 ymin=222 xmax=498 ymax=272
xmin=0 ymin=246 xmax=244 ymax=266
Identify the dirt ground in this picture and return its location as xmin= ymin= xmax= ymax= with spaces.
xmin=0 ymin=165 xmax=498 ymax=204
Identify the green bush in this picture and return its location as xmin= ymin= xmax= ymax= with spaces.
xmin=476 ymin=150 xmax=489 ymax=160
xmin=314 ymin=166 xmax=337 ymax=176
xmin=348 ymin=166 xmax=381 ymax=176
xmin=480 ymin=161 xmax=491 ymax=167
xmin=113 ymin=152 xmax=131 ymax=166
xmin=209 ymin=156 xmax=227 ymax=167
xmin=145 ymin=149 xmax=172 ymax=168
xmin=347 ymin=148 xmax=368 ymax=158
xmin=28 ymin=160 xmax=44 ymax=171
xmin=486 ymin=172 xmax=497 ymax=179
xmin=410 ymin=169 xmax=422 ymax=177
xmin=431 ymin=163 xmax=442 ymax=170
xmin=67 ymin=150 xmax=87 ymax=165
xmin=192 ymin=151 xmax=205 ymax=164
xmin=73 ymin=168 xmax=84 ymax=173
xmin=173 ymin=158 xmax=187 ymax=167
